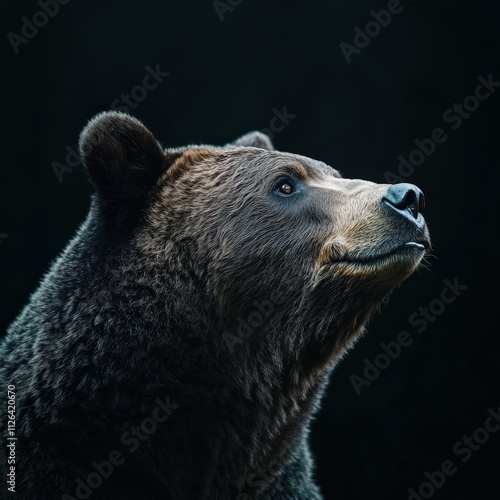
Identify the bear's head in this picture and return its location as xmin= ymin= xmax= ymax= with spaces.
xmin=79 ymin=111 xmax=430 ymax=381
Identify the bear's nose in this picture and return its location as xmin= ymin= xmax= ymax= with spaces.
xmin=383 ymin=183 xmax=425 ymax=220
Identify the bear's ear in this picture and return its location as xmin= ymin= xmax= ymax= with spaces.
xmin=230 ymin=131 xmax=274 ymax=150
xmin=79 ymin=112 xmax=176 ymax=207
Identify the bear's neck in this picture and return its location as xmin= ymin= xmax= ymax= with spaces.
xmin=153 ymin=332 xmax=328 ymax=499
xmin=124 ymin=261 xmax=329 ymax=498
xmin=50 ymin=218 xmax=340 ymax=498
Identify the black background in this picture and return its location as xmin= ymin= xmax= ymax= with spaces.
xmin=2 ymin=1 xmax=499 ymax=499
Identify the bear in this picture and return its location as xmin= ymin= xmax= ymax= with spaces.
xmin=0 ymin=111 xmax=430 ymax=500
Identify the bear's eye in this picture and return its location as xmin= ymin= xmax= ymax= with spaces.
xmin=276 ymin=180 xmax=295 ymax=195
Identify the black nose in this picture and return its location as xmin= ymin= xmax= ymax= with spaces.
xmin=383 ymin=183 xmax=425 ymax=220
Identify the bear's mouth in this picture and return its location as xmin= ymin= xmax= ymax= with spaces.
xmin=332 ymin=240 xmax=430 ymax=265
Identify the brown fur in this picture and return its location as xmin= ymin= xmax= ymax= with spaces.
xmin=1 ymin=112 xmax=430 ymax=499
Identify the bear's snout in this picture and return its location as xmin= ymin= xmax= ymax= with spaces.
xmin=315 ymin=176 xmax=430 ymax=276
xmin=382 ymin=183 xmax=426 ymax=230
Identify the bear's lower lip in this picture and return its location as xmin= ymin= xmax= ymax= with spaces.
xmin=333 ymin=241 xmax=428 ymax=265
xmin=402 ymin=242 xmax=426 ymax=250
